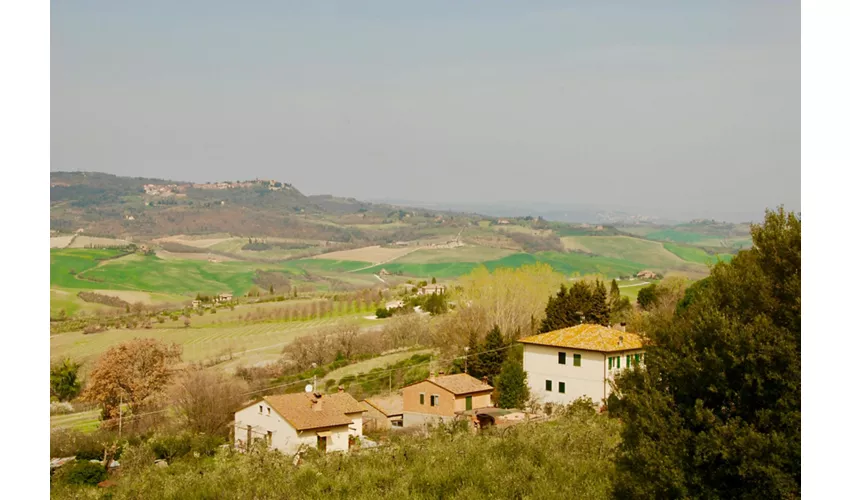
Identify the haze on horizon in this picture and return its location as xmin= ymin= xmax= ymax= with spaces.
xmin=51 ymin=1 xmax=800 ymax=223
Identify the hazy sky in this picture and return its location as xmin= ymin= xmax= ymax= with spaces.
xmin=52 ymin=1 xmax=799 ymax=221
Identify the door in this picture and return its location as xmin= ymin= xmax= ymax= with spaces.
xmin=465 ymin=396 xmax=472 ymax=411
xmin=317 ymin=436 xmax=327 ymax=452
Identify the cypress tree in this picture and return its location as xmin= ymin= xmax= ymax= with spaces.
xmin=479 ymin=325 xmax=506 ymax=381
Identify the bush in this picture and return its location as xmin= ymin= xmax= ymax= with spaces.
xmin=55 ymin=460 xmax=107 ymax=486
xmin=149 ymin=432 xmax=192 ymax=462
xmin=375 ymin=307 xmax=392 ymax=319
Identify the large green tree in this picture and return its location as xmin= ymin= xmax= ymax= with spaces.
xmin=539 ymin=280 xmax=610 ymax=332
xmin=494 ymin=359 xmax=530 ymax=409
xmin=611 ymin=208 xmax=801 ymax=499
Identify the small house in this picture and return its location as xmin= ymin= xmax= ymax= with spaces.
xmin=362 ymin=394 xmax=404 ymax=431
xmin=234 ymin=390 xmax=366 ymax=455
xmin=401 ymin=373 xmax=493 ymax=428
xmin=218 ymin=293 xmax=233 ymax=302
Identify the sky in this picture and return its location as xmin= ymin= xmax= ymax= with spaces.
xmin=51 ymin=1 xmax=800 ymax=222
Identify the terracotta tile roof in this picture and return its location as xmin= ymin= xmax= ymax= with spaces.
xmin=363 ymin=394 xmax=404 ymax=417
xmin=518 ymin=324 xmax=644 ymax=352
xmin=324 ymin=392 xmax=368 ymax=414
xmin=262 ymin=393 xmax=358 ymax=431
xmin=429 ymin=373 xmax=493 ymax=395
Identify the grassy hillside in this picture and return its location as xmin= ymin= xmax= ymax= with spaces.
xmin=662 ymin=242 xmax=733 ymax=264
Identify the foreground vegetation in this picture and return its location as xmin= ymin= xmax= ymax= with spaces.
xmin=52 ymin=402 xmax=619 ymax=499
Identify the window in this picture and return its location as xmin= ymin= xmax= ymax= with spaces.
xmin=545 ymin=380 xmax=552 ymax=391
xmin=558 ymin=382 xmax=565 ymax=394
xmin=266 ymin=431 xmax=272 ymax=444
xmin=419 ymin=393 xmax=425 ymax=405
xmin=259 ymin=405 xmax=263 ymax=413
xmin=391 ymin=420 xmax=403 ymax=428
xmin=267 ymin=407 xmax=271 ymax=415
xmin=558 ymin=352 xmax=566 ymax=365
xmin=573 ymin=354 xmax=582 ymax=367
xmin=466 ymin=396 xmax=473 ymax=411
xmin=430 ymin=394 xmax=439 ymax=406
xmin=608 ymin=357 xmax=614 ymax=370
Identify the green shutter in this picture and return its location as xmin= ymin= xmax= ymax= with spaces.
xmin=573 ymin=354 xmax=581 ymax=367
xmin=466 ymin=396 xmax=472 ymax=410
xmin=616 ymin=356 xmax=620 ymax=369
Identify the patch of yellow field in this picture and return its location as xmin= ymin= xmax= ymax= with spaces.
xmin=155 ymin=235 xmax=233 ymax=248
xmin=559 ymin=237 xmax=591 ymax=253
xmin=69 ymin=236 xmax=131 ymax=248
xmin=92 ymin=290 xmax=189 ymax=305
xmin=312 ymin=245 xmax=418 ymax=264
xmin=154 ymin=250 xmax=239 ymax=262
xmin=50 ymin=235 xmax=75 ymax=248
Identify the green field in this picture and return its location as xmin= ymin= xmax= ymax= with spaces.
xmin=662 ymin=243 xmax=733 ymax=265
xmin=50 ymin=249 xmax=134 ymax=289
xmin=563 ymin=236 xmax=688 ymax=269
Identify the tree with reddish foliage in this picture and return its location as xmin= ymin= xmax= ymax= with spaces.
xmin=82 ymin=338 xmax=182 ymax=421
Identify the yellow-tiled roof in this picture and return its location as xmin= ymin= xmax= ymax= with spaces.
xmin=518 ymin=324 xmax=644 ymax=352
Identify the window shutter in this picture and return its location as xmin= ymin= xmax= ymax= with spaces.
xmin=573 ymin=354 xmax=581 ymax=367
xmin=616 ymin=356 xmax=620 ymax=369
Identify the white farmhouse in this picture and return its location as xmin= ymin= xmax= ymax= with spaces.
xmin=518 ymin=324 xmax=645 ymax=406
xmin=234 ymin=390 xmax=366 ymax=455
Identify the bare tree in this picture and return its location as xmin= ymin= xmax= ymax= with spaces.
xmin=169 ymin=369 xmax=249 ymax=436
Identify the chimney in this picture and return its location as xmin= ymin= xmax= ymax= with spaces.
xmin=429 ymin=371 xmax=435 ymax=380
xmin=311 ymin=393 xmax=323 ymax=412
xmin=438 ymin=370 xmax=445 ymax=376
xmin=338 ymin=385 xmax=344 ymax=393
xmin=482 ymin=376 xmax=488 ymax=385
xmin=618 ymin=336 xmax=624 ymax=347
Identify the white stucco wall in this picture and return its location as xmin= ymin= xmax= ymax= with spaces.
xmin=522 ymin=345 xmax=645 ymax=405
xmin=348 ymin=414 xmax=363 ymax=437
xmin=234 ymin=401 xmax=352 ymax=455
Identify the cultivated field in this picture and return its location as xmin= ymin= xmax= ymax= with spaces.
xmin=68 ymin=235 xmax=131 ymax=248
xmin=394 ymin=245 xmax=516 ymax=264
xmin=312 ymin=245 xmax=418 ymax=264
xmin=50 ymin=235 xmax=75 ymax=248
xmin=324 ymin=348 xmax=435 ymax=381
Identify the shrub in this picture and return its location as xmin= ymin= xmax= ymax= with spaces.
xmin=375 ymin=307 xmax=392 ymax=319
xmin=149 ymin=432 xmax=192 ymax=462
xmin=56 ymin=460 xmax=107 ymax=486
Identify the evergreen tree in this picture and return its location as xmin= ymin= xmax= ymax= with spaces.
xmin=611 ymin=208 xmax=801 ymax=499
xmin=587 ymin=280 xmax=610 ymax=325
xmin=479 ymin=325 xmax=506 ymax=381
xmin=50 ymin=358 xmax=82 ymax=401
xmin=431 ymin=277 xmax=436 ymax=284
xmin=269 ymin=284 xmax=274 ymax=295
xmin=465 ymin=332 xmax=485 ymax=379
xmin=539 ymin=281 xmax=599 ymax=332
xmin=495 ymin=359 xmax=530 ymax=409
xmin=609 ymin=279 xmax=620 ymax=301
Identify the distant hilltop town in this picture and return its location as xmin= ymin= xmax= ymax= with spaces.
xmin=142 ymin=179 xmax=294 ymax=196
